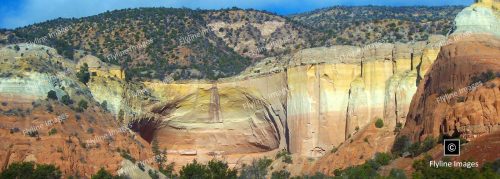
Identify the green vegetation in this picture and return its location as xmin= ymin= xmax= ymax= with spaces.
xmin=26 ymin=130 xmax=39 ymax=137
xmin=61 ymin=95 xmax=72 ymax=105
xmin=330 ymin=146 xmax=338 ymax=153
xmin=470 ymin=70 xmax=498 ymax=85
xmin=392 ymin=136 xmax=437 ymax=157
xmin=333 ymin=152 xmax=395 ymax=178
xmin=76 ymin=63 xmax=90 ymax=84
xmin=391 ymin=135 xmax=438 ymax=157
xmin=388 ymin=168 xmax=407 ymax=179
xmin=47 ymin=90 xmax=58 ymax=100
xmin=77 ymin=99 xmax=88 ymax=112
xmin=276 ymin=149 xmax=293 ymax=164
xmin=48 ymin=128 xmax=57 ymax=136
xmin=291 ymin=6 xmax=463 ymax=45
xmin=0 ymin=162 xmax=61 ymax=179
xmin=150 ymin=139 xmax=175 ymax=177
xmin=100 ymin=100 xmax=108 ymax=111
xmin=375 ymin=118 xmax=384 ymax=128
xmin=119 ymin=150 xmax=136 ymax=163
xmin=239 ymin=157 xmax=273 ymax=179
xmin=394 ymin=122 xmax=403 ymax=133
xmin=91 ymin=168 xmax=125 ymax=179
xmin=179 ymin=159 xmax=237 ymax=179
xmin=148 ymin=169 xmax=160 ymax=179
xmin=271 ymin=170 xmax=291 ymax=179
xmin=137 ymin=163 xmax=145 ymax=171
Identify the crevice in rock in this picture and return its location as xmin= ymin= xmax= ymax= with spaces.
xmin=345 ymin=88 xmax=352 ymax=140
xmin=129 ymin=117 xmax=164 ymax=143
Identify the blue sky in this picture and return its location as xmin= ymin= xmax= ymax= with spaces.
xmin=0 ymin=0 xmax=473 ymax=29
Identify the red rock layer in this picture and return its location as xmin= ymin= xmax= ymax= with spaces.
xmin=401 ymin=34 xmax=500 ymax=142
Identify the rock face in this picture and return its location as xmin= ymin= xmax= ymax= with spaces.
xmin=136 ymin=37 xmax=443 ymax=161
xmin=454 ymin=0 xmax=500 ymax=37
xmin=0 ymin=34 xmax=444 ymax=176
xmin=400 ymin=34 xmax=500 ymax=142
xmin=400 ymin=1 xmax=500 ymax=142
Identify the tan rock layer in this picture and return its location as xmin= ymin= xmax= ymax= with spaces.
xmin=141 ymin=38 xmax=442 ymax=159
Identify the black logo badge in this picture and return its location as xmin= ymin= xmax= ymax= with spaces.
xmin=444 ymin=139 xmax=460 ymax=156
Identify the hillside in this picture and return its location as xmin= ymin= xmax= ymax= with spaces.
xmin=291 ymin=6 xmax=464 ymax=46
xmin=1 ymin=8 xmax=322 ymax=81
xmin=0 ymin=6 xmax=466 ymax=81
xmin=1 ymin=1 xmax=500 ymax=178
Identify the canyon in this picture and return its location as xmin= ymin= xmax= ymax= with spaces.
xmin=43 ymin=35 xmax=450 ymax=166
xmin=0 ymin=0 xmax=499 ymax=178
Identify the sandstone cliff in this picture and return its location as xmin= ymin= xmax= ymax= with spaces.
xmin=0 ymin=34 xmax=444 ymax=176
xmin=400 ymin=34 xmax=500 ymax=142
xmin=400 ymin=0 xmax=500 ymax=142
xmin=134 ymin=37 xmax=444 ymax=163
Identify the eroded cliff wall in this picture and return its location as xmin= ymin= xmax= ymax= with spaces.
xmin=134 ymin=38 xmax=443 ymax=160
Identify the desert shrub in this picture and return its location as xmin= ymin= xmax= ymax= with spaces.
xmin=392 ymin=135 xmax=410 ymax=156
xmin=61 ymin=95 xmax=72 ymax=105
xmin=331 ymin=146 xmax=338 ymax=153
xmin=100 ymin=100 xmax=108 ymax=111
xmin=148 ymin=169 xmax=160 ymax=179
xmin=271 ymin=170 xmax=291 ymax=179
xmin=77 ymin=100 xmax=88 ymax=112
xmin=420 ymin=136 xmax=436 ymax=153
xmin=239 ymin=157 xmax=273 ymax=179
xmin=159 ymin=163 xmax=176 ymax=179
xmin=334 ymin=152 xmax=393 ymax=178
xmin=47 ymin=90 xmax=58 ymax=100
xmin=373 ymin=152 xmax=392 ymax=166
xmin=137 ymin=163 xmax=145 ymax=171
xmin=27 ymin=130 xmax=39 ymax=137
xmin=375 ymin=118 xmax=384 ymax=128
xmin=482 ymin=159 xmax=500 ymax=175
xmin=76 ymin=63 xmax=90 ymax=84
xmin=87 ymin=127 xmax=94 ymax=134
xmin=179 ymin=160 xmax=208 ymax=179
xmin=1 ymin=102 xmax=7 ymax=106
xmin=276 ymin=149 xmax=293 ymax=164
xmin=48 ymin=128 xmax=57 ymax=136
xmin=10 ymin=127 xmax=20 ymax=134
xmin=0 ymin=161 xmax=61 ymax=179
xmin=408 ymin=136 xmax=436 ymax=157
xmin=470 ymin=70 xmax=496 ymax=84
xmin=91 ymin=167 xmax=125 ymax=179
xmin=394 ymin=122 xmax=403 ymax=132
xmin=120 ymin=150 xmax=136 ymax=163
xmin=178 ymin=159 xmax=236 ymax=179
xmin=388 ymin=168 xmax=407 ymax=179
xmin=206 ymin=159 xmax=237 ymax=179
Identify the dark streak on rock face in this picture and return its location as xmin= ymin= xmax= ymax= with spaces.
xmin=129 ymin=118 xmax=163 ymax=143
